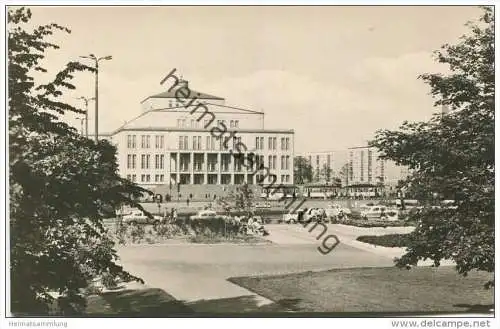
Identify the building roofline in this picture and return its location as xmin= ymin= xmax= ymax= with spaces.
xmin=140 ymin=90 xmax=225 ymax=104
xmin=112 ymin=127 xmax=294 ymax=134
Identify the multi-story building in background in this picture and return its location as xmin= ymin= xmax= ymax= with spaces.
xmin=103 ymin=80 xmax=295 ymax=191
xmin=347 ymin=146 xmax=409 ymax=190
xmin=302 ymin=151 xmax=348 ymax=184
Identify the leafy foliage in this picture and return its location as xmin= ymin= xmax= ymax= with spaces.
xmin=9 ymin=7 xmax=150 ymax=315
xmin=227 ymin=183 xmax=255 ymax=214
xmin=294 ymin=156 xmax=313 ymax=184
xmin=369 ymin=7 xmax=494 ymax=287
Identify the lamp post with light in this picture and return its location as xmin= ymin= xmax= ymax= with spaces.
xmin=80 ymin=54 xmax=112 ymax=142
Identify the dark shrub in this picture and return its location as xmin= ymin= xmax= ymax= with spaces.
xmin=356 ymin=234 xmax=412 ymax=247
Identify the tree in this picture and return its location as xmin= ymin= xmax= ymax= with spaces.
xmin=293 ymin=156 xmax=313 ymax=184
xmin=227 ymin=183 xmax=255 ymax=214
xmin=9 ymin=7 xmax=150 ymax=314
xmin=370 ymin=7 xmax=494 ymax=287
xmin=338 ymin=162 xmax=350 ymax=187
xmin=320 ymin=164 xmax=333 ymax=183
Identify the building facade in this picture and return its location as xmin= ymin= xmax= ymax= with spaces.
xmin=302 ymin=151 xmax=348 ymax=184
xmin=106 ymin=80 xmax=294 ymax=189
xmin=347 ymin=146 xmax=409 ymax=188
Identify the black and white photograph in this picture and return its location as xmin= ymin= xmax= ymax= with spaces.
xmin=1 ymin=1 xmax=497 ymax=326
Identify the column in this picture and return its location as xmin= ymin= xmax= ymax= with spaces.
xmin=217 ymin=152 xmax=221 ymax=184
xmin=204 ymin=152 xmax=208 ymax=184
xmin=190 ymin=152 xmax=194 ymax=184
xmin=175 ymin=152 xmax=180 ymax=184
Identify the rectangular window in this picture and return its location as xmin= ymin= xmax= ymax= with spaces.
xmin=286 ymin=156 xmax=290 ymax=170
xmin=273 ymin=137 xmax=277 ymax=150
xmin=141 ymin=174 xmax=145 ymax=182
xmin=146 ymin=154 xmax=150 ymax=169
xmin=192 ymin=136 xmax=197 ymax=150
xmin=141 ymin=155 xmax=145 ymax=169
xmin=184 ymin=136 xmax=188 ymax=150
xmin=127 ymin=135 xmax=132 ymax=148
xmin=235 ymin=120 xmax=239 ymax=128
xmin=286 ymin=137 xmax=289 ymax=150
xmin=198 ymin=136 xmax=201 ymax=150
xmin=260 ymin=137 xmax=264 ymax=150
xmin=273 ymin=155 xmax=277 ymax=169
xmin=146 ymin=135 xmax=150 ymax=148
xmin=141 ymin=135 xmax=145 ymax=148
xmin=255 ymin=137 xmax=259 ymax=150
xmin=127 ymin=174 xmax=131 ymax=181
xmin=155 ymin=155 xmax=159 ymax=169
xmin=160 ymin=155 xmax=164 ymax=169
xmin=160 ymin=174 xmax=164 ymax=182
xmin=132 ymin=155 xmax=136 ymax=169
xmin=268 ymin=137 xmax=272 ymax=150
xmin=230 ymin=120 xmax=234 ymax=128
xmin=155 ymin=174 xmax=159 ymax=182
xmin=206 ymin=136 xmax=211 ymax=150
xmin=280 ymin=138 xmax=284 ymax=150
xmin=132 ymin=174 xmax=136 ymax=182
xmin=132 ymin=135 xmax=136 ymax=148
xmin=178 ymin=136 xmax=183 ymax=149
xmin=127 ymin=155 xmax=131 ymax=169
xmin=146 ymin=174 xmax=150 ymax=182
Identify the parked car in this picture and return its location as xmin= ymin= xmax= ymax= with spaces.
xmin=255 ymin=201 xmax=272 ymax=209
xmin=325 ymin=204 xmax=351 ymax=221
xmin=302 ymin=208 xmax=326 ymax=223
xmin=122 ymin=210 xmax=164 ymax=225
xmin=190 ymin=210 xmax=218 ymax=220
xmin=360 ymin=206 xmax=398 ymax=221
xmin=282 ymin=209 xmax=300 ymax=224
xmin=267 ymin=193 xmax=284 ymax=201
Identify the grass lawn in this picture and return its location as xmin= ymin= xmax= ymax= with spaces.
xmin=228 ymin=266 xmax=494 ymax=314
xmin=85 ymin=288 xmax=193 ymax=316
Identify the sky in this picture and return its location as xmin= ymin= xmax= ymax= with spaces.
xmin=22 ymin=5 xmax=482 ymax=153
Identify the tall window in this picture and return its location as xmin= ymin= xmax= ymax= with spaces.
xmin=268 ymin=155 xmax=272 ymax=168
xmin=273 ymin=155 xmax=277 ymax=169
xmin=132 ymin=155 xmax=136 ymax=169
xmin=273 ymin=137 xmax=277 ymax=150
xmin=141 ymin=155 xmax=146 ymax=169
xmin=132 ymin=174 xmax=136 ymax=182
xmin=141 ymin=135 xmax=146 ymax=148
xmin=285 ymin=137 xmax=290 ymax=150
xmin=192 ymin=136 xmax=197 ymax=150
xmin=146 ymin=136 xmax=150 ymax=148
xmin=268 ymin=137 xmax=272 ymax=150
xmin=127 ymin=155 xmax=132 ymax=169
xmin=212 ymin=136 xmax=216 ymax=150
xmin=255 ymin=137 xmax=259 ymax=150
xmin=281 ymin=156 xmax=285 ymax=169
xmin=178 ymin=136 xmax=183 ymax=149
xmin=286 ymin=156 xmax=290 ymax=170
xmin=184 ymin=136 xmax=188 ymax=150
xmin=127 ymin=135 xmax=134 ymax=148
xmin=234 ymin=120 xmax=239 ymax=128
xmin=230 ymin=120 xmax=234 ymax=128
xmin=280 ymin=137 xmax=285 ymax=150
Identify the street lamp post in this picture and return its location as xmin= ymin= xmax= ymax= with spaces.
xmin=80 ymin=54 xmax=112 ymax=142
xmin=76 ymin=96 xmax=95 ymax=138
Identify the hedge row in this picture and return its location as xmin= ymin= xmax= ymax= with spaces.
xmin=356 ymin=234 xmax=412 ymax=248
xmin=337 ymin=218 xmax=415 ymax=228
